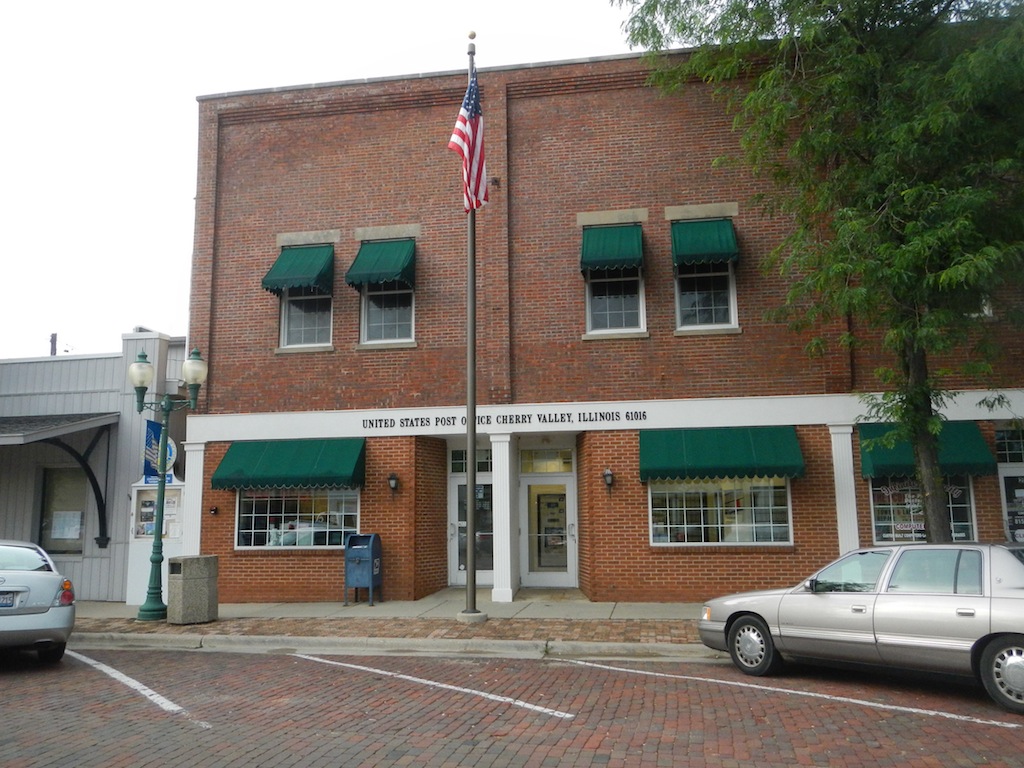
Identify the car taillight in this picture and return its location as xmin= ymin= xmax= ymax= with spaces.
xmin=53 ymin=579 xmax=75 ymax=607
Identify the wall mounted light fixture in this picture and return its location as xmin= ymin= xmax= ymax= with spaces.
xmin=388 ymin=473 xmax=399 ymax=493
xmin=603 ymin=468 xmax=614 ymax=495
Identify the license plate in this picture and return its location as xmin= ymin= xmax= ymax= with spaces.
xmin=0 ymin=592 xmax=14 ymax=608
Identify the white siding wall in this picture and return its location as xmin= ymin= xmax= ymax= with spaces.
xmin=0 ymin=332 xmax=186 ymax=601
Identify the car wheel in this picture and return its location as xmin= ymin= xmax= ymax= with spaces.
xmin=37 ymin=643 xmax=66 ymax=664
xmin=980 ymin=636 xmax=1024 ymax=714
xmin=727 ymin=615 xmax=782 ymax=676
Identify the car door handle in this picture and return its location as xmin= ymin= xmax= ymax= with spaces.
xmin=956 ymin=608 xmax=976 ymax=617
xmin=851 ymin=605 xmax=867 ymax=614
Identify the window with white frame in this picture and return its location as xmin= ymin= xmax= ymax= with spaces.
xmin=451 ymin=448 xmax=493 ymax=473
xmin=996 ymin=425 xmax=1024 ymax=463
xmin=650 ymin=478 xmax=792 ymax=545
xmin=676 ymin=261 xmax=737 ymax=329
xmin=236 ymin=488 xmax=358 ymax=548
xmin=870 ymin=476 xmax=975 ymax=543
xmin=282 ymin=287 xmax=332 ymax=347
xmin=587 ymin=267 xmax=645 ymax=332
xmin=363 ymin=280 xmax=413 ymax=342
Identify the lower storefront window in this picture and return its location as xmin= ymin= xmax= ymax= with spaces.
xmin=236 ymin=488 xmax=358 ymax=548
xmin=650 ymin=478 xmax=792 ymax=545
xmin=870 ymin=475 xmax=975 ymax=543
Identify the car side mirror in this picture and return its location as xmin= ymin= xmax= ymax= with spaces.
xmin=804 ymin=578 xmax=818 ymax=592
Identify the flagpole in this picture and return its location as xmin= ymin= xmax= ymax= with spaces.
xmin=459 ymin=32 xmax=485 ymax=623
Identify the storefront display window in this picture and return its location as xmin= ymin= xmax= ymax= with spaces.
xmin=236 ymin=488 xmax=358 ymax=548
xmin=870 ymin=475 xmax=974 ymax=543
xmin=650 ymin=478 xmax=791 ymax=545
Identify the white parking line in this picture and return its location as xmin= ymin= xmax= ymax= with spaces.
xmin=568 ymin=660 xmax=1021 ymax=730
xmin=67 ymin=650 xmax=212 ymax=729
xmin=294 ymin=653 xmax=575 ymax=719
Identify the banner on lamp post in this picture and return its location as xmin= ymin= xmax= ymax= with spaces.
xmin=143 ymin=419 xmax=176 ymax=484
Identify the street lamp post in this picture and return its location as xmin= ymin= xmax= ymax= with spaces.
xmin=128 ymin=348 xmax=208 ymax=622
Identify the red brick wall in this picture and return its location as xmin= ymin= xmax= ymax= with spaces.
xmin=188 ymin=53 xmax=1022 ymax=604
xmin=200 ymin=437 xmax=443 ymax=603
xmin=189 ymin=55 xmax=860 ymax=420
xmin=576 ymin=426 xmax=843 ymax=603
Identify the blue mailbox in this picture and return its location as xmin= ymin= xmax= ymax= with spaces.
xmin=344 ymin=533 xmax=382 ymax=606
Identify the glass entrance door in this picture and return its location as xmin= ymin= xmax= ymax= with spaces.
xmin=521 ymin=479 xmax=577 ymax=588
xmin=449 ymin=480 xmax=494 ymax=585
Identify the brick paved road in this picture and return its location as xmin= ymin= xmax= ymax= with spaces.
xmin=2 ymin=649 xmax=1020 ymax=767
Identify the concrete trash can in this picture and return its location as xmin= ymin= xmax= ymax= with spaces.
xmin=167 ymin=555 xmax=218 ymax=624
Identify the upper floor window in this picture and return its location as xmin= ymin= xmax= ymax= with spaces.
xmin=363 ymin=281 xmax=413 ymax=342
xmin=345 ymin=238 xmax=416 ymax=345
xmin=261 ymin=243 xmax=335 ymax=349
xmin=676 ymin=262 xmax=735 ymax=328
xmin=671 ymin=218 xmax=739 ymax=332
xmin=587 ymin=267 xmax=644 ymax=332
xmin=580 ymin=223 xmax=646 ymax=335
xmin=282 ymin=287 xmax=332 ymax=346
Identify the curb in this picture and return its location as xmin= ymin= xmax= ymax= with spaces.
xmin=69 ymin=633 xmax=720 ymax=661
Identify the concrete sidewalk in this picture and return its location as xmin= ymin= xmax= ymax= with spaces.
xmin=70 ymin=588 xmax=719 ymax=661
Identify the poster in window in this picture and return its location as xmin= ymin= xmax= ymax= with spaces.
xmin=133 ymin=488 xmax=182 ymax=538
xmin=50 ymin=510 xmax=82 ymax=540
xmin=1004 ymin=475 xmax=1024 ymax=543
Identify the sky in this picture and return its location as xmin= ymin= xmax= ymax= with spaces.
xmin=0 ymin=1 xmax=640 ymax=360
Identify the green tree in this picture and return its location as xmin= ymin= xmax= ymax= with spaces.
xmin=617 ymin=0 xmax=1024 ymax=542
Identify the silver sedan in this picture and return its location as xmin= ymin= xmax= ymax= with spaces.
xmin=0 ymin=540 xmax=76 ymax=663
xmin=698 ymin=542 xmax=1024 ymax=713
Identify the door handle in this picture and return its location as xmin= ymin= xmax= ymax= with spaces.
xmin=956 ymin=608 xmax=976 ymax=617
xmin=449 ymin=523 xmax=455 ymax=540
xmin=851 ymin=605 xmax=867 ymax=614
xmin=568 ymin=523 xmax=576 ymax=541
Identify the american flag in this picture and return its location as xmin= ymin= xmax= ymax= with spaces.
xmin=448 ymin=71 xmax=488 ymax=212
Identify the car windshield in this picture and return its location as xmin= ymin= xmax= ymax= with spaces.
xmin=0 ymin=545 xmax=52 ymax=572
xmin=813 ymin=550 xmax=891 ymax=592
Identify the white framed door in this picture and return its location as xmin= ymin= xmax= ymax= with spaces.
xmin=519 ymin=474 xmax=577 ymax=588
xmin=448 ymin=475 xmax=494 ymax=586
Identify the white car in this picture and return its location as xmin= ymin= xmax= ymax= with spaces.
xmin=0 ymin=540 xmax=76 ymax=663
xmin=698 ymin=543 xmax=1024 ymax=713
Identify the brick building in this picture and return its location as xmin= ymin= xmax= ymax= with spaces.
xmin=183 ymin=52 xmax=1024 ymax=604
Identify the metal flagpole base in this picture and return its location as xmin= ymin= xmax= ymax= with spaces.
xmin=457 ymin=609 xmax=488 ymax=624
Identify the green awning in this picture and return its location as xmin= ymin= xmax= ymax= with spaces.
xmin=580 ymin=224 xmax=643 ymax=271
xmin=261 ymin=244 xmax=335 ymax=296
xmin=211 ymin=438 xmax=366 ymax=490
xmin=859 ymin=422 xmax=996 ymax=477
xmin=639 ymin=426 xmax=805 ymax=481
xmin=345 ymin=239 xmax=416 ymax=287
xmin=671 ymin=219 xmax=738 ymax=265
